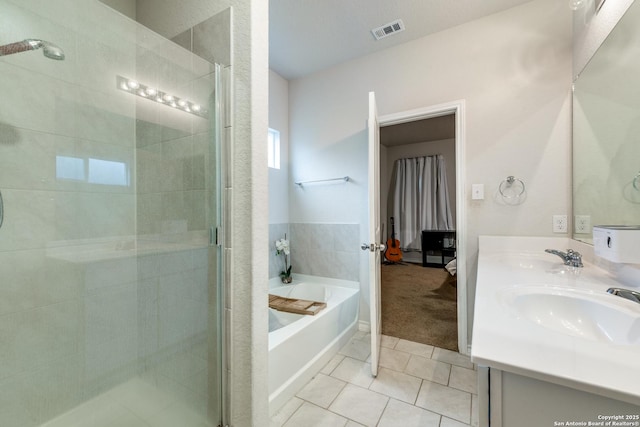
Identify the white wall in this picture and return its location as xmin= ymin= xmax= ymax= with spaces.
xmin=269 ymin=70 xmax=290 ymax=224
xmin=288 ymin=0 xmax=573 ymax=340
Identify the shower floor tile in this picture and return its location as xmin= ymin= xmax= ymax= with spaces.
xmin=39 ymin=376 xmax=212 ymax=427
xmin=271 ymin=334 xmax=478 ymax=427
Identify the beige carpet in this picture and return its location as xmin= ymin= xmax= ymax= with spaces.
xmin=381 ymin=262 xmax=458 ymax=352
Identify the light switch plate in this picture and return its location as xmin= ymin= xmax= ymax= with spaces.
xmin=472 ymin=184 xmax=484 ymax=200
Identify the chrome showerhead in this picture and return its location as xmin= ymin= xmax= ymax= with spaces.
xmin=28 ymin=39 xmax=65 ymax=60
xmin=0 ymin=38 xmax=65 ymax=61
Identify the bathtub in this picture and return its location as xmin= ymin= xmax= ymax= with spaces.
xmin=268 ymin=274 xmax=359 ymax=415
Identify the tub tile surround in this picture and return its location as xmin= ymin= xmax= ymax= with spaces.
xmin=271 ymin=332 xmax=478 ymax=427
xmin=269 ymin=223 xmax=360 ymax=281
xmin=473 ymin=235 xmax=640 ymax=406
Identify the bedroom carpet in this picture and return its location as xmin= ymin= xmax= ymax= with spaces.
xmin=381 ymin=262 xmax=458 ymax=352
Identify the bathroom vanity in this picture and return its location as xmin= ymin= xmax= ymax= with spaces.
xmin=472 ymin=236 xmax=640 ymax=427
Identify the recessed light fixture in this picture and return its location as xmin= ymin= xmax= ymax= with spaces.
xmin=116 ymin=76 xmax=208 ymax=118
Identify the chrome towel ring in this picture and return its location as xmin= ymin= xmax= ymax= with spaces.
xmin=633 ymin=172 xmax=640 ymax=191
xmin=499 ymin=176 xmax=525 ymax=200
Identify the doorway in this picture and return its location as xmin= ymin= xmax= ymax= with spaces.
xmin=377 ymin=101 xmax=468 ymax=355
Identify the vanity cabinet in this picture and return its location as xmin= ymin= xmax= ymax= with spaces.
xmin=477 ymin=367 xmax=640 ymax=427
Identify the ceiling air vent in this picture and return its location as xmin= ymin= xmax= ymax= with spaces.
xmin=371 ymin=19 xmax=405 ymax=40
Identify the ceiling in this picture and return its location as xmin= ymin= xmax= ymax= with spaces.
xmin=380 ymin=115 xmax=455 ymax=147
xmin=270 ymin=0 xmax=533 ymax=80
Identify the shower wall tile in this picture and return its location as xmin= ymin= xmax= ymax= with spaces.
xmin=0 ymin=299 xmax=81 ymax=387
xmin=136 ymin=248 xmax=209 ymax=354
xmin=0 ymin=63 xmax=72 ymax=137
xmin=55 ymin=192 xmax=135 ymax=240
xmin=135 ymin=119 xmax=191 ymax=148
xmin=9 ymin=352 xmax=82 ymax=425
xmin=0 ymin=189 xmax=55 ymax=252
xmin=84 ymin=285 xmax=138 ymax=380
xmin=71 ymin=88 xmax=136 ymax=147
xmin=171 ymin=29 xmax=192 ymax=51
xmin=190 ymin=132 xmax=208 ymax=191
xmin=193 ymin=8 xmax=232 ymax=66
xmin=75 ymin=34 xmax=136 ymax=93
xmin=84 ymin=256 xmax=137 ymax=295
xmin=0 ymin=250 xmax=81 ymax=317
xmin=0 ymin=380 xmax=37 ymax=427
xmin=0 ymin=127 xmax=56 ymax=192
xmin=138 ymin=277 xmax=159 ymax=359
xmin=158 ymin=278 xmax=208 ymax=349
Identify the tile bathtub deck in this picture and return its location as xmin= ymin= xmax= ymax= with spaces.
xmin=270 ymin=332 xmax=478 ymax=427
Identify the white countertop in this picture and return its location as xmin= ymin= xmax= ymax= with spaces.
xmin=471 ymin=236 xmax=640 ymax=405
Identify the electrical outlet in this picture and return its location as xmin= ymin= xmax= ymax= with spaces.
xmin=574 ymin=215 xmax=591 ymax=234
xmin=553 ymin=215 xmax=568 ymax=233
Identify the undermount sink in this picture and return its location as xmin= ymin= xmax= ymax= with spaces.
xmin=500 ymin=287 xmax=640 ymax=345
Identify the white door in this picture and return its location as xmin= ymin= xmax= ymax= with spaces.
xmin=366 ymin=91 xmax=382 ymax=377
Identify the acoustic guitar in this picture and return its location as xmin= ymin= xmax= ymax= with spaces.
xmin=384 ymin=217 xmax=403 ymax=262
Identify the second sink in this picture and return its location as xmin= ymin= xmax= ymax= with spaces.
xmin=501 ymin=287 xmax=640 ymax=345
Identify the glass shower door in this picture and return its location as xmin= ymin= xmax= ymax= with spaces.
xmin=0 ymin=1 xmax=225 ymax=426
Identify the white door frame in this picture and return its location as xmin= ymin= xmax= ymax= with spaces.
xmin=378 ymin=99 xmax=468 ymax=355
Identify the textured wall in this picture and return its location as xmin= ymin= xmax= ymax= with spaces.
xmin=288 ymin=0 xmax=573 ymax=341
xmin=269 ymin=70 xmax=290 ymax=225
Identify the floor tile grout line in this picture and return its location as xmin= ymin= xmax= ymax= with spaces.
xmin=274 ymin=398 xmax=301 ymax=427
xmin=275 ymin=337 xmax=477 ymax=427
xmin=373 ymin=396 xmax=392 ymax=427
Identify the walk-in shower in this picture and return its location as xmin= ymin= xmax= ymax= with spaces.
xmin=0 ymin=38 xmax=65 ymax=60
xmin=0 ymin=1 xmax=229 ymax=426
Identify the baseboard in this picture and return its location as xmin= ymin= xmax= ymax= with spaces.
xmin=358 ymin=320 xmax=370 ymax=332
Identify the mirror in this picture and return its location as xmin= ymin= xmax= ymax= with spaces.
xmin=573 ymin=0 xmax=640 ymax=244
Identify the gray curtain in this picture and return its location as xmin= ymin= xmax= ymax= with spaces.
xmin=388 ymin=155 xmax=454 ymax=250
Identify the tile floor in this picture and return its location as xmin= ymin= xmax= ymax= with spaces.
xmin=270 ymin=332 xmax=478 ymax=427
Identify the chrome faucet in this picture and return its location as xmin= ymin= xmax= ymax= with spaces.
xmin=545 ymin=249 xmax=583 ymax=267
xmin=607 ymin=288 xmax=640 ymax=304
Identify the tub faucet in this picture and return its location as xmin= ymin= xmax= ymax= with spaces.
xmin=545 ymin=249 xmax=583 ymax=267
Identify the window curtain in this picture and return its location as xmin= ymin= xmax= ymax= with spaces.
xmin=388 ymin=155 xmax=454 ymax=250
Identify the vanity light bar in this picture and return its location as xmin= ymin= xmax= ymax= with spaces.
xmin=116 ymin=76 xmax=208 ymax=118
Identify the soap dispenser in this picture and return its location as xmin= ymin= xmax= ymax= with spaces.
xmin=593 ymin=225 xmax=640 ymax=263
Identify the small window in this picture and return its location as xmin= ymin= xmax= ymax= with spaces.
xmin=56 ymin=155 xmax=130 ymax=187
xmin=268 ymin=128 xmax=281 ymax=169
xmin=88 ymin=158 xmax=129 ymax=186
xmin=56 ymin=156 xmax=86 ymax=181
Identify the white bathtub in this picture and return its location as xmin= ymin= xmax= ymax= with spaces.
xmin=268 ymin=275 xmax=359 ymax=415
